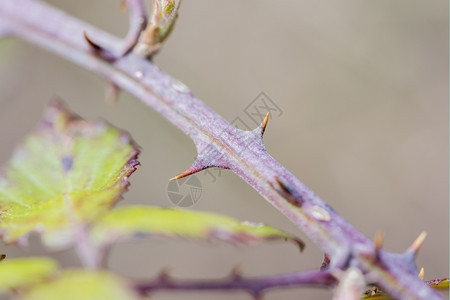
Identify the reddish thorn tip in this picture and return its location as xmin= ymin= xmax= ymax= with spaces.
xmin=169 ymin=171 xmax=189 ymax=181
xmin=261 ymin=112 xmax=270 ymax=133
xmin=170 ymin=166 xmax=200 ymax=181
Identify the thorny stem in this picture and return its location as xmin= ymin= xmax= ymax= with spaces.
xmin=135 ymin=269 xmax=336 ymax=299
xmin=0 ymin=1 xmax=443 ymax=299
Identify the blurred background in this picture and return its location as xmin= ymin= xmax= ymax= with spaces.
xmin=0 ymin=1 xmax=448 ymax=299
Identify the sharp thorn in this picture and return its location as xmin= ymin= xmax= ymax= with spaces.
xmin=169 ymin=167 xmax=198 ymax=181
xmin=83 ymin=31 xmax=117 ymax=61
xmin=373 ymin=231 xmax=384 ymax=251
xmin=169 ymin=153 xmax=226 ymax=181
xmin=261 ymin=112 xmax=270 ymax=134
xmin=170 ymin=170 xmax=191 ymax=181
xmin=293 ymin=238 xmax=306 ymax=252
xmin=230 ymin=263 xmax=243 ymax=280
xmin=158 ymin=267 xmax=172 ymax=282
xmin=83 ymin=30 xmax=103 ymax=51
xmin=418 ymin=267 xmax=425 ymax=280
xmin=170 ymin=161 xmax=208 ymax=181
xmin=408 ymin=231 xmax=427 ymax=255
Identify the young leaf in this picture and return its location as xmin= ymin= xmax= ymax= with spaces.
xmin=90 ymin=206 xmax=304 ymax=251
xmin=135 ymin=0 xmax=182 ymax=57
xmin=25 ymin=270 xmax=139 ymax=300
xmin=0 ymin=257 xmax=57 ymax=292
xmin=152 ymin=0 xmax=181 ymax=42
xmin=0 ymin=102 xmax=139 ymax=248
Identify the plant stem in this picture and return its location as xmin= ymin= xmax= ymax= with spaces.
xmin=74 ymin=225 xmax=100 ymax=270
xmin=135 ymin=269 xmax=335 ymax=299
xmin=0 ymin=1 xmax=443 ymax=299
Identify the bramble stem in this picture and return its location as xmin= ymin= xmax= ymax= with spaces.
xmin=0 ymin=1 xmax=443 ymax=299
xmin=135 ymin=269 xmax=335 ymax=299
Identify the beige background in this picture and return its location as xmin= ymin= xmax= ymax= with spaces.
xmin=0 ymin=1 xmax=448 ymax=299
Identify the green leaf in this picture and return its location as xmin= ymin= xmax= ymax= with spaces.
xmin=25 ymin=270 xmax=139 ymax=300
xmin=0 ymin=257 xmax=57 ymax=292
xmin=90 ymin=206 xmax=304 ymax=251
xmin=0 ymin=102 xmax=139 ymax=248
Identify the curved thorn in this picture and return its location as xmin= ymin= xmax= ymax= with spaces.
xmin=408 ymin=231 xmax=427 ymax=255
xmin=83 ymin=30 xmax=102 ymax=51
xmin=261 ymin=112 xmax=270 ymax=135
xmin=418 ymin=268 xmax=425 ymax=280
xmin=83 ymin=31 xmax=116 ymax=61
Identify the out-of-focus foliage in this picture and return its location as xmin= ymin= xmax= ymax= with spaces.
xmin=0 ymin=103 xmax=304 ymax=299
xmin=25 ymin=270 xmax=139 ymax=300
xmin=0 ymin=102 xmax=139 ymax=248
xmin=0 ymin=257 xmax=57 ymax=292
xmin=90 ymin=205 xmax=304 ymax=251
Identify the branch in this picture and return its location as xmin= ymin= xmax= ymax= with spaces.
xmin=0 ymin=1 xmax=443 ymax=299
xmin=119 ymin=0 xmax=147 ymax=56
xmin=135 ymin=268 xmax=335 ymax=299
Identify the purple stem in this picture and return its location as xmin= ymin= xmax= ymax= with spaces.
xmin=0 ymin=1 xmax=443 ymax=299
xmin=120 ymin=0 xmax=147 ymax=56
xmin=135 ymin=269 xmax=335 ymax=299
